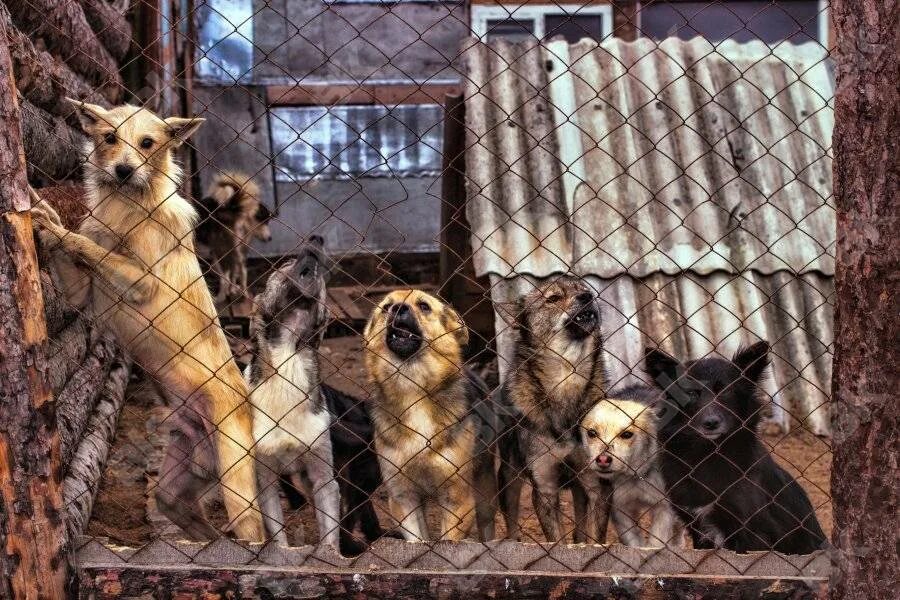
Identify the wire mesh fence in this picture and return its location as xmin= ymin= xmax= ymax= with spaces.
xmin=12 ymin=0 xmax=838 ymax=588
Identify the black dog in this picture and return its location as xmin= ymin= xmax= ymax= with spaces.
xmin=280 ymin=384 xmax=399 ymax=555
xmin=644 ymin=342 xmax=826 ymax=554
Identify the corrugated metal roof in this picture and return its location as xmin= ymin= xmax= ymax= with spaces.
xmin=462 ymin=37 xmax=834 ymax=435
xmin=463 ymin=36 xmax=834 ymax=278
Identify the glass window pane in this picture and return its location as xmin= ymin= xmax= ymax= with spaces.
xmin=486 ymin=18 xmax=537 ymax=43
xmin=640 ymin=1 xmax=821 ymax=44
xmin=544 ymin=14 xmax=605 ymax=43
xmin=196 ymin=0 xmax=253 ymax=83
xmin=271 ymin=105 xmax=444 ymax=181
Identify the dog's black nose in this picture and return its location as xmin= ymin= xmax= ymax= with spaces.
xmin=701 ymin=416 xmax=721 ymax=430
xmin=393 ymin=303 xmax=411 ymax=317
xmin=576 ymin=291 xmax=593 ymax=305
xmin=115 ymin=164 xmax=134 ymax=180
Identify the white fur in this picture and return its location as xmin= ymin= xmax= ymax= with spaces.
xmin=248 ymin=344 xmax=330 ymax=465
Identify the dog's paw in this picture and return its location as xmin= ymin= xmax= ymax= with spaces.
xmin=30 ymin=207 xmax=69 ymax=251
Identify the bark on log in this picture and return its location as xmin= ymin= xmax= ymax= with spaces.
xmin=19 ymin=100 xmax=87 ymax=182
xmin=5 ymin=0 xmax=122 ymax=101
xmin=45 ymin=319 xmax=91 ymax=394
xmin=1 ymin=3 xmax=110 ymax=114
xmin=830 ymin=2 xmax=899 ymax=600
xmin=80 ymin=0 xmax=133 ymax=62
xmin=63 ymin=354 xmax=132 ymax=539
xmin=57 ymin=335 xmax=120 ymax=467
xmin=0 ymin=18 xmax=70 ymax=598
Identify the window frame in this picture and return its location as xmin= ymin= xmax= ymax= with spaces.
xmin=470 ymin=4 xmax=614 ymax=42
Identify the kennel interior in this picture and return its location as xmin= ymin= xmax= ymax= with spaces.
xmin=0 ymin=1 xmax=867 ymax=597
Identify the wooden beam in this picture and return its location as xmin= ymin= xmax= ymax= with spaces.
xmin=0 ymin=17 xmax=71 ymax=599
xmin=77 ymin=567 xmax=828 ymax=599
xmin=438 ymin=92 xmax=467 ymax=303
xmin=266 ymin=83 xmax=461 ymax=107
xmin=829 ymin=1 xmax=898 ymax=599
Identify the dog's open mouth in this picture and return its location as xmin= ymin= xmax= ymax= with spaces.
xmin=386 ymin=319 xmax=422 ymax=359
xmin=566 ymin=307 xmax=598 ymax=338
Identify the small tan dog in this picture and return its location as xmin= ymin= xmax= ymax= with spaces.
xmin=580 ymin=389 xmax=679 ymax=547
xmin=31 ymin=100 xmax=264 ymax=540
xmin=363 ymin=290 xmax=497 ymax=541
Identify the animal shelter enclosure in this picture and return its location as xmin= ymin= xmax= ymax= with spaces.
xmin=0 ymin=1 xmax=895 ymax=598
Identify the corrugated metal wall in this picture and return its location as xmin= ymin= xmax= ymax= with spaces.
xmin=463 ymin=37 xmax=834 ymax=435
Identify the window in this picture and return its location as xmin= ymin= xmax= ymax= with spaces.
xmin=471 ymin=4 xmax=613 ymax=43
xmin=270 ymin=105 xmax=444 ymax=181
xmin=195 ymin=0 xmax=253 ymax=83
xmin=639 ymin=1 xmax=829 ymax=45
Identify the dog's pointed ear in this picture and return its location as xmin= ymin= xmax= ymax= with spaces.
xmin=733 ymin=341 xmax=770 ymax=383
xmin=442 ymin=305 xmax=470 ymax=348
xmin=164 ymin=116 xmax=205 ymax=146
xmin=494 ymin=300 xmax=522 ymax=331
xmin=66 ymin=97 xmax=110 ymax=133
xmin=644 ymin=347 xmax=680 ymax=389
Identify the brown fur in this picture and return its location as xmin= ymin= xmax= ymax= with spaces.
xmin=496 ymin=276 xmax=611 ymax=543
xmin=363 ymin=290 xmax=497 ymax=541
xmin=31 ymin=100 xmax=264 ymax=541
xmin=196 ymin=171 xmax=271 ymax=302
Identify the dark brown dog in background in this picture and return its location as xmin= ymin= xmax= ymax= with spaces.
xmin=195 ymin=172 xmax=272 ymax=301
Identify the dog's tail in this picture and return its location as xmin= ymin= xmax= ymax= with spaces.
xmin=207 ymin=171 xmax=261 ymax=212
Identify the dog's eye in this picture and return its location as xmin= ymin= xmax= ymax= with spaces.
xmin=619 ymin=431 xmax=634 ymax=440
xmin=417 ymin=301 xmax=431 ymax=314
xmin=104 ymin=133 xmax=117 ymax=145
xmin=586 ymin=428 xmax=598 ymax=439
xmin=546 ymin=293 xmax=563 ymax=303
xmin=140 ymin=137 xmax=154 ymax=149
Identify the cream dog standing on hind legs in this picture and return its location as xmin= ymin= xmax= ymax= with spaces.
xmin=30 ymin=99 xmax=264 ymax=540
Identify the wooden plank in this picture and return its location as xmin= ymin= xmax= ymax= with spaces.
xmin=266 ymin=83 xmax=461 ymax=106
xmin=77 ymin=567 xmax=828 ymax=599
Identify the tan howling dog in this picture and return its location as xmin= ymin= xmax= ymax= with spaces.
xmin=30 ymin=100 xmax=264 ymax=540
xmin=363 ymin=290 xmax=497 ymax=541
xmin=496 ymin=276 xmax=611 ymax=543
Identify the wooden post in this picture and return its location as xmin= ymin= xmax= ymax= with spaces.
xmin=830 ymin=2 xmax=898 ymax=600
xmin=0 ymin=17 xmax=71 ymax=600
xmin=439 ymin=92 xmax=467 ymax=304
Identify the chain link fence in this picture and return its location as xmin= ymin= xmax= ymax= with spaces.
xmin=11 ymin=0 xmax=838 ymax=592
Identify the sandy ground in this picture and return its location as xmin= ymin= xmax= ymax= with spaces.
xmin=87 ymin=335 xmax=833 ymax=549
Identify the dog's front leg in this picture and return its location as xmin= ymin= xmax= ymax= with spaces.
xmin=32 ymin=209 xmax=158 ymax=305
xmin=648 ymin=502 xmax=679 ymax=548
xmin=257 ymin=460 xmax=289 ymax=546
xmin=440 ymin=471 xmax=477 ymax=541
xmin=305 ymin=443 xmax=341 ymax=550
xmin=611 ymin=505 xmax=644 ymax=547
xmin=574 ymin=470 xmax=611 ymax=544
xmin=529 ymin=452 xmax=564 ymax=542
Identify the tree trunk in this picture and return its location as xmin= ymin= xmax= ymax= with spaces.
xmin=830 ymin=2 xmax=899 ymax=600
xmin=63 ymin=354 xmax=132 ymax=538
xmin=1 ymin=3 xmax=111 ymax=114
xmin=19 ymin=100 xmax=88 ymax=183
xmin=0 ymin=18 xmax=71 ymax=599
xmin=5 ymin=0 xmax=122 ymax=101
xmin=57 ymin=335 xmax=119 ymax=467
xmin=80 ymin=0 xmax=133 ymax=62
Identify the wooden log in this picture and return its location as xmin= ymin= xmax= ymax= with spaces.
xmin=45 ymin=319 xmax=91 ymax=395
xmin=57 ymin=334 xmax=119 ymax=467
xmin=0 ymin=3 xmax=110 ymax=114
xmin=5 ymin=0 xmax=122 ymax=100
xmin=19 ymin=100 xmax=87 ymax=183
xmin=63 ymin=353 xmax=132 ymax=538
xmin=0 ymin=17 xmax=70 ymax=598
xmin=830 ymin=1 xmax=899 ymax=599
xmin=75 ymin=568 xmax=828 ymax=599
xmin=80 ymin=0 xmax=133 ymax=62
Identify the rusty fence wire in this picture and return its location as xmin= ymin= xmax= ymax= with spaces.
xmin=16 ymin=0 xmax=836 ymax=585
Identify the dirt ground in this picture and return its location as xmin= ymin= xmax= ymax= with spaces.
xmin=87 ymin=334 xmax=833 ymax=548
